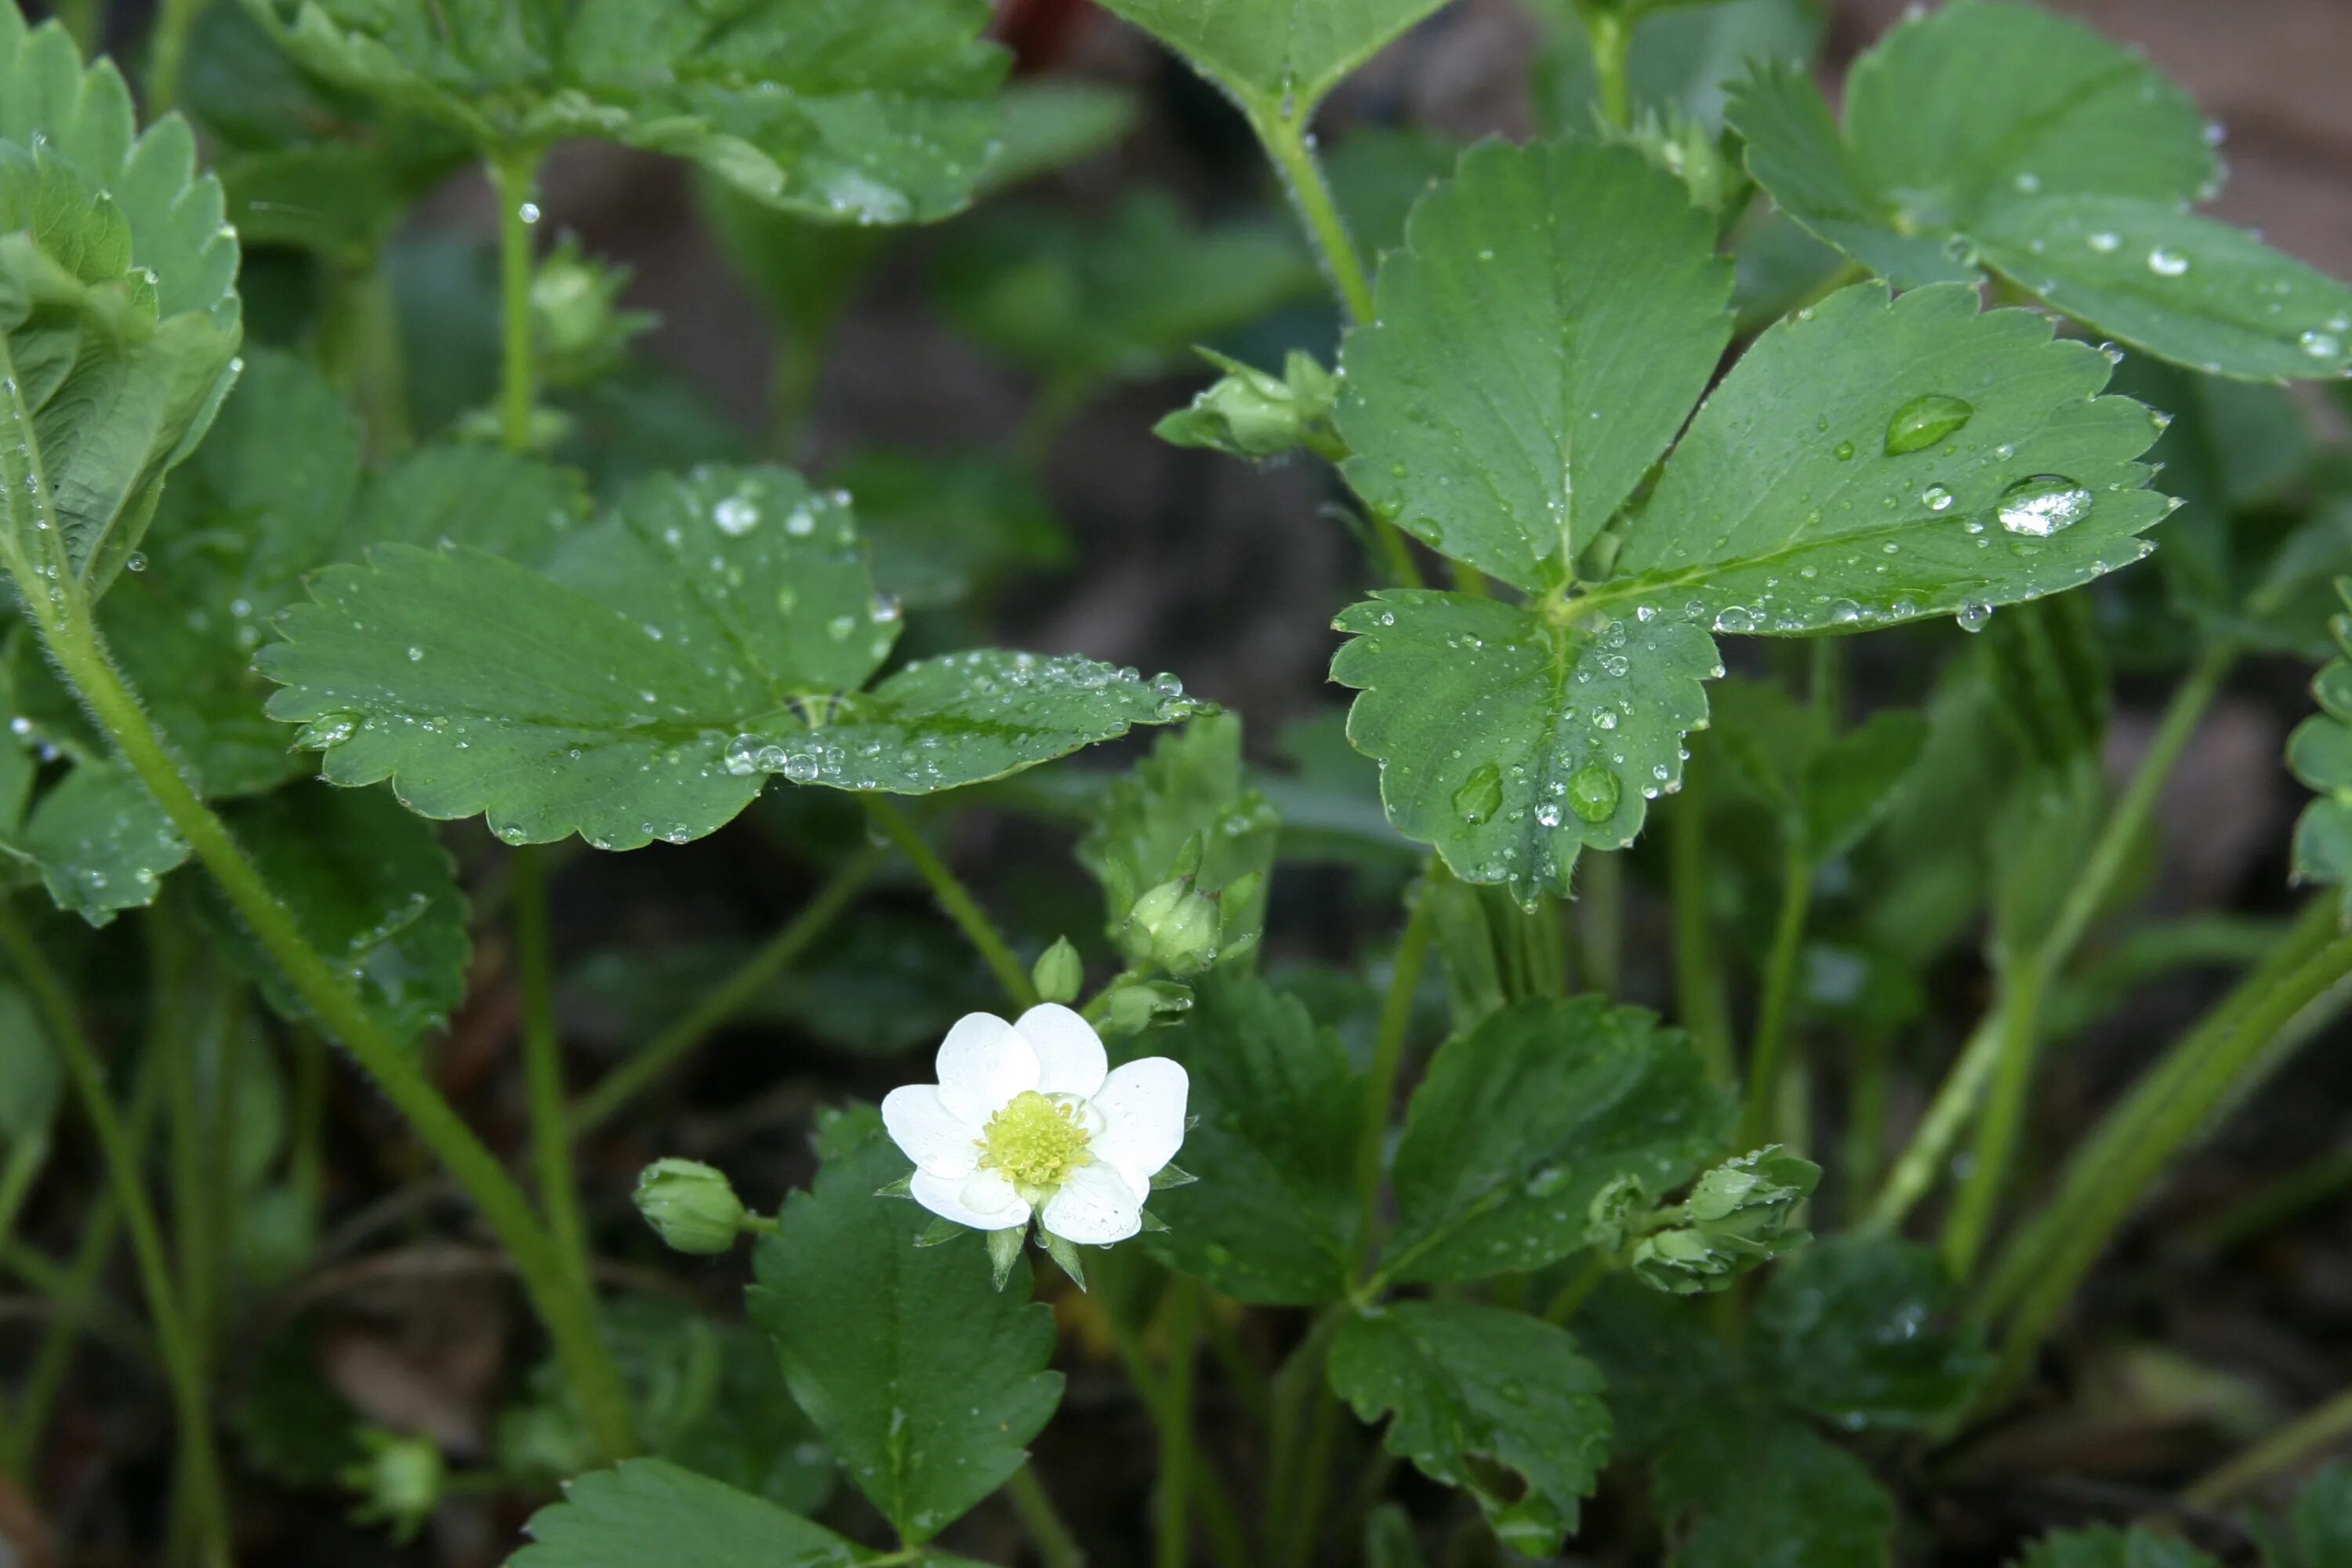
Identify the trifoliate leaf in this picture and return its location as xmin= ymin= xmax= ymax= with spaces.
xmin=1142 ymin=974 xmax=1359 ymax=1303
xmin=1079 ymin=713 xmax=1278 ymax=971
xmin=2010 ymin=1526 xmax=2220 ymax=1568
xmin=747 ymin=1136 xmax=1062 ymax=1544
xmin=931 ymin=191 xmax=1315 ymax=384
xmin=2288 ymin=583 xmax=2352 ymax=916
xmin=0 ymin=7 xmax=241 ymax=597
xmin=204 ymin=784 xmax=468 ymax=1048
xmin=1338 ymin=139 xmax=1732 ymax=591
xmin=512 ymin=1457 xmax=986 ymax=1568
xmin=1381 ymin=996 xmax=1728 ymax=1283
xmin=252 ymin=0 xmax=1008 ymax=225
xmin=1093 ymin=0 xmax=1452 ymax=120
xmin=256 ymin=465 xmax=1200 ymax=850
xmin=1629 ymin=1146 xmax=1820 ymax=1294
xmin=1653 ymin=1406 xmax=1894 ymax=1568
xmin=1729 ymin=3 xmax=2352 ymax=378
xmin=1751 ymin=1235 xmax=1987 ymax=1432
xmin=1332 ymin=591 xmax=1717 ymax=898
xmin=1329 ymin=1301 xmax=1611 ymax=1556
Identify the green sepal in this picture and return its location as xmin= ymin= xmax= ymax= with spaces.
xmin=1039 ymin=1229 xmax=1088 ymax=1291
xmin=1149 ymin=1163 xmax=1197 ymax=1190
xmin=985 ymin=1225 xmax=1025 ymax=1291
xmin=913 ymin=1218 xmax=965 ymax=1248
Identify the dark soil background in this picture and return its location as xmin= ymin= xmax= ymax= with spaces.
xmin=10 ymin=2 xmax=2352 ymax=1566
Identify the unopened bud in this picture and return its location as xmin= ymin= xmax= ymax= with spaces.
xmin=633 ymin=1157 xmax=747 ymax=1254
xmin=1033 ymin=937 xmax=1084 ymax=1004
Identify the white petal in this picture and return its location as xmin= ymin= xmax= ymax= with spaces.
xmin=1041 ymin=1162 xmax=1142 ymax=1243
xmin=881 ymin=1084 xmax=980 ymax=1178
xmin=1014 ymin=1004 xmax=1108 ymax=1098
xmin=934 ymin=1013 xmax=1039 ymax=1123
xmin=911 ymin=1168 xmax=1031 ymax=1231
xmin=1089 ymin=1056 xmax=1189 ymax=1194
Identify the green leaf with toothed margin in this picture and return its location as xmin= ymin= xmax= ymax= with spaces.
xmin=1338 ymin=138 xmax=1732 ymax=593
xmin=1329 ymin=1301 xmax=1611 ymax=1556
xmin=2288 ymin=581 xmax=2352 ymax=920
xmin=256 ymin=465 xmax=1200 ymax=851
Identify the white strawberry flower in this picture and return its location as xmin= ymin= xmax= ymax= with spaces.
xmin=882 ymin=1004 xmax=1188 ymax=1247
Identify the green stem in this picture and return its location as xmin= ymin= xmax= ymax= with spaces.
xmin=1156 ymin=1279 xmax=1199 ymax=1568
xmin=1575 ymin=850 xmax=1622 ymax=998
xmin=142 ymin=0 xmax=205 ymax=114
xmin=2184 ymin=1384 xmax=2352 ymax=1509
xmin=0 ymin=1134 xmax=50 ymax=1265
xmin=1541 ymin=1250 xmax=1612 ymax=1324
xmin=1844 ymin=1029 xmax=1888 ymax=1214
xmin=0 ymin=901 xmax=230 ymax=1568
xmin=1737 ymin=843 xmax=1811 ymax=1149
xmin=317 ymin=253 xmax=415 ymax=460
xmin=1356 ymin=868 xmax=1439 ymax=1259
xmin=1003 ymin=1465 xmax=1086 ymax=1568
xmin=1263 ymin=1306 xmax=1348 ymax=1560
xmin=1246 ymin=100 xmax=1421 ymax=591
xmin=1279 ymin=1376 xmax=1343 ymax=1568
xmin=490 ymin=147 xmax=543 ymax=454
xmin=1670 ymin=779 xmax=1734 ymax=1083
xmin=1980 ymin=916 xmax=2352 ymax=1410
xmin=1102 ymin=1292 xmax=1249 ymax=1568
xmin=572 ymin=846 xmax=881 ymax=1134
xmin=863 ymin=797 xmax=1038 ymax=1011
xmin=290 ymin=1028 xmax=325 ymax=1217
xmin=1012 ymin=372 xmax=1094 ymax=476
xmin=1584 ymin=6 xmax=1633 ymax=128
xmin=56 ymin=0 xmax=99 ymax=55
xmin=1874 ymin=647 xmax=2234 ymax=1232
xmin=515 ymin=845 xmax=591 ymax=1294
xmin=764 ymin=325 xmax=824 ymax=463
xmin=1939 ymin=951 xmax=2048 ymax=1278
xmin=2188 ymin=1139 xmax=2352 ymax=1255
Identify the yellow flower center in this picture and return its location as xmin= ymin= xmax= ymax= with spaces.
xmin=979 ymin=1091 xmax=1093 ymax=1193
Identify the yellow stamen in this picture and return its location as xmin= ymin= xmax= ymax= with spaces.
xmin=979 ymin=1091 xmax=1093 ymax=1194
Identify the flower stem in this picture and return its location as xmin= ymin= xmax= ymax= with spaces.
xmin=1670 ymin=779 xmax=1734 ymax=1083
xmin=1939 ymin=949 xmax=2049 ymax=1277
xmin=1356 ymin=866 xmax=1439 ymax=1258
xmin=1575 ymin=849 xmax=1622 ymax=997
xmin=515 ymin=845 xmax=591 ymax=1293
xmin=1868 ymin=1010 xmax=2002 ymax=1230
xmin=2184 ymin=1383 xmax=2352 ymax=1509
xmin=1156 ymin=1278 xmax=1199 ymax=1568
xmin=1003 ymin=1465 xmax=1086 ymax=1568
xmin=572 ymin=846 xmax=881 ymax=1134
xmin=1583 ymin=6 xmax=1633 ymax=128
xmin=490 ymin=147 xmax=542 ymax=454
xmin=317 ymin=252 xmax=414 ymax=460
xmin=0 ymin=900 xmax=230 ymax=1568
xmin=863 ymin=797 xmax=1039 ymax=1010
xmin=141 ymin=0 xmax=203 ymax=114
xmin=1979 ymin=910 xmax=2352 ymax=1410
xmin=1737 ymin=842 xmax=1811 ymax=1149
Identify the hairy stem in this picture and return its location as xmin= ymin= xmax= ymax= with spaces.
xmin=572 ymin=846 xmax=881 ymax=1134
xmin=491 ymin=147 xmax=543 ymax=454
xmin=515 ymin=846 xmax=591 ymax=1292
xmin=864 ymin=797 xmax=1038 ymax=1011
xmin=1583 ymin=7 xmax=1633 ymax=128
xmin=0 ymin=901 xmax=229 ymax=1568
xmin=1737 ymin=843 xmax=1811 ymax=1149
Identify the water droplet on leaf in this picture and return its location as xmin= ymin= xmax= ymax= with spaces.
xmin=1885 ymin=394 xmax=1973 ymax=456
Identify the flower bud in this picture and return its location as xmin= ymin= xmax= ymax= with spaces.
xmin=1098 ymin=978 xmax=1193 ymax=1037
xmin=1033 ymin=936 xmax=1084 ymax=1004
xmin=1119 ymin=877 xmax=1189 ymax=965
xmin=1152 ymin=349 xmax=1341 ymax=461
xmin=633 ymin=1157 xmax=747 ymax=1254
xmin=340 ymin=1428 xmax=445 ymax=1543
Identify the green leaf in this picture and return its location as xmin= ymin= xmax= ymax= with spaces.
xmin=932 ymin=191 xmax=1316 ymax=384
xmin=1093 ymin=0 xmax=1452 ymax=119
xmin=2258 ymin=1462 xmax=2352 ymax=1568
xmin=513 ymin=1457 xmax=986 ymax=1568
xmin=257 ymin=465 xmax=1200 ymax=849
xmin=2010 ymin=1526 xmax=2220 ymax=1568
xmin=746 ymin=1136 xmax=1061 ymax=1544
xmin=206 ymin=784 xmax=469 ymax=1047
xmin=1653 ymin=1406 xmax=1894 ymax=1568
xmin=1333 ymin=590 xmax=1719 ymax=897
xmin=342 ymin=441 xmax=588 ymax=561
xmin=1079 ymin=713 xmax=1279 ymax=965
xmin=1708 ymin=680 xmax=1929 ymax=864
xmin=1329 ymin=1301 xmax=1611 ymax=1556
xmin=1142 ymin=973 xmax=1359 ymax=1302
xmin=1973 ymin=198 xmax=2352 ymax=381
xmin=1751 ymin=1235 xmax=1987 ymax=1432
xmin=1325 ymin=125 xmax=1461 ymax=263
xmin=1381 ymin=996 xmax=1728 ymax=1283
xmin=978 ymin=81 xmax=1138 ymax=197
xmin=255 ymin=0 xmax=1008 ymax=225
xmin=1338 ymin=139 xmax=1732 ymax=591
xmin=1532 ymin=0 xmax=1823 ymax=136
xmin=0 ymin=8 xmax=242 ymax=596
xmin=0 ymin=666 xmax=187 ymax=923
xmin=1730 ymin=3 xmax=2352 ymax=379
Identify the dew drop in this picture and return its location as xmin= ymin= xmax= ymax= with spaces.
xmin=1956 ymin=601 xmax=1994 ymax=633
xmin=1833 ymin=439 xmax=1856 ymax=462
xmin=1996 ymin=474 xmax=2093 ymax=536
xmin=1922 ymin=484 xmax=1953 ymax=512
xmin=1567 ymin=767 xmax=1619 ymax=824
xmin=1884 ymin=394 xmax=1973 ymax=456
xmin=1451 ymin=762 xmax=1504 ymax=826
xmin=2299 ymin=329 xmax=2343 ymax=361
xmin=2147 ymin=246 xmax=2190 ymax=277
